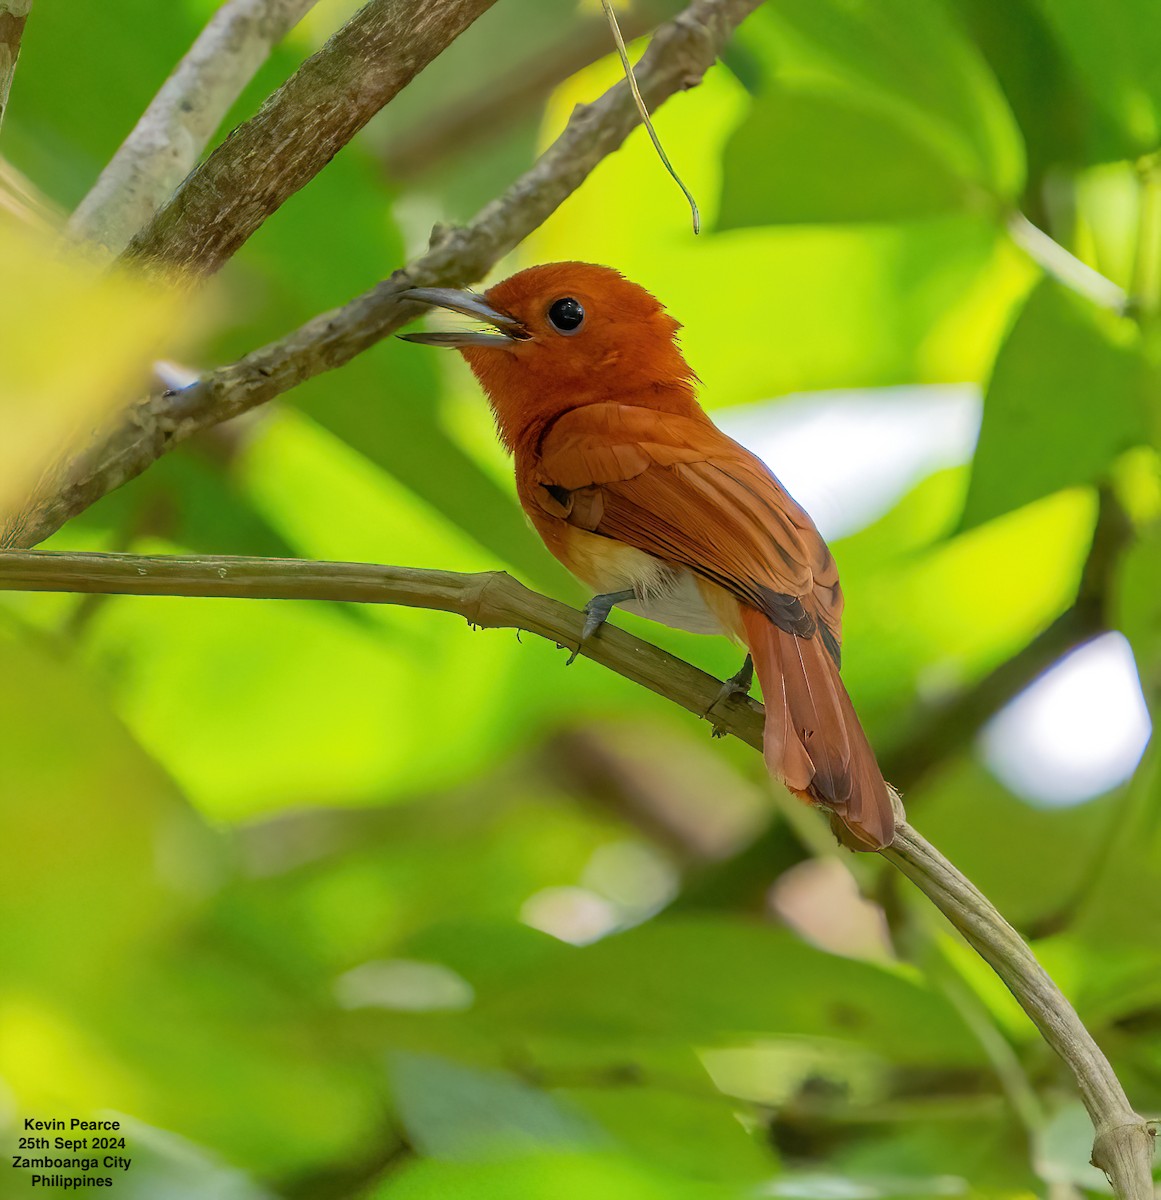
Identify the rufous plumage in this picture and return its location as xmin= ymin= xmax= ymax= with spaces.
xmin=403 ymin=262 xmax=896 ymax=850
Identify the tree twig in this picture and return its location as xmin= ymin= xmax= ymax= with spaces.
xmin=0 ymin=547 xmax=1153 ymax=1195
xmin=882 ymin=829 xmax=1156 ymax=1197
xmin=66 ymin=0 xmax=319 ymax=257
xmin=121 ymin=0 xmax=500 ymax=279
xmin=4 ymin=0 xmax=760 ymax=550
xmin=0 ymin=550 xmax=767 ymax=742
xmin=0 ymin=0 xmax=32 ymax=136
xmin=1007 ymin=211 xmax=1128 ymax=313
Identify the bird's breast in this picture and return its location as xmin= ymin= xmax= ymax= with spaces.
xmin=538 ymin=518 xmax=739 ymax=639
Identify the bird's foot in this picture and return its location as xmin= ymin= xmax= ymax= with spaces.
xmin=707 ymin=653 xmax=754 ymax=738
xmin=566 ymin=589 xmax=635 ymax=665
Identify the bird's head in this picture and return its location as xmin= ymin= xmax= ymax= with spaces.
xmin=400 ymin=262 xmax=697 ymax=449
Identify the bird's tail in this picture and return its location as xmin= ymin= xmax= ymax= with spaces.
xmin=740 ymin=607 xmax=895 ymax=851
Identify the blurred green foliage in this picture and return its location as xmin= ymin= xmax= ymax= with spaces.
xmin=1 ymin=1 xmax=1160 ymax=1197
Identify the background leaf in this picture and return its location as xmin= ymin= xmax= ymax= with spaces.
xmin=959 ymin=279 xmax=1148 ymax=531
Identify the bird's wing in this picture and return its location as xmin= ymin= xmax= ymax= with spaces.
xmin=532 ymin=403 xmax=843 ymax=658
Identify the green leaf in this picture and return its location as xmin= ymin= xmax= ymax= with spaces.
xmin=719 ymin=86 xmax=971 ymax=226
xmin=1115 ymin=521 xmax=1161 ymax=675
xmin=375 ymin=1152 xmax=748 ymax=1200
xmin=536 ymin=50 xmax=1034 ymax=398
xmin=1035 ymin=1101 xmax=1118 ymax=1191
xmin=951 ymin=0 xmax=1137 ymax=174
xmin=298 ymin=353 xmax=567 ymax=590
xmin=1033 ymin=0 xmax=1161 ymax=159
xmin=906 ymin=756 xmax=1119 ymax=930
xmin=390 ymin=1053 xmax=607 ymax=1160
xmin=563 ymin=1086 xmax=774 ymax=1183
xmin=719 ymin=0 xmax=1024 ymax=228
xmin=0 ymin=630 xmax=220 ymax=986
xmin=408 ymin=918 xmax=986 ymax=1070
xmin=2 ymin=0 xmax=204 ymax=204
xmin=842 ymin=488 xmax=1094 ymax=744
xmin=959 ymin=279 xmax=1148 ymax=531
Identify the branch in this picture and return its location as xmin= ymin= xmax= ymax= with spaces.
xmin=121 ymin=0 xmax=500 ymax=279
xmin=0 ymin=0 xmax=31 ymax=136
xmin=0 ymin=548 xmax=1153 ymax=1195
xmin=5 ymin=0 xmax=759 ymax=550
xmin=0 ymin=550 xmax=765 ymax=741
xmin=1007 ymin=211 xmax=1128 ymax=313
xmin=66 ymin=0 xmax=319 ymax=257
xmin=881 ymin=830 xmax=1155 ymax=1197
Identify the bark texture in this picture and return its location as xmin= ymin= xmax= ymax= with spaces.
xmin=122 ymin=0 xmax=499 ymax=278
xmin=67 ymin=0 xmax=319 ymax=256
xmin=0 ymin=0 xmax=32 ymax=134
xmin=4 ymin=0 xmax=761 ymax=549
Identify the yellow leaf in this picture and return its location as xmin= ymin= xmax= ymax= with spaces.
xmin=0 ymin=217 xmax=186 ymax=537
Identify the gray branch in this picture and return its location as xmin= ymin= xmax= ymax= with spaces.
xmin=0 ymin=0 xmax=32 ymax=136
xmin=3 ymin=0 xmax=761 ymax=550
xmin=121 ymin=0 xmax=501 ymax=279
xmin=0 ymin=547 xmax=1153 ymax=1197
xmin=882 ymin=829 xmax=1156 ymax=1197
xmin=66 ymin=0 xmax=320 ymax=256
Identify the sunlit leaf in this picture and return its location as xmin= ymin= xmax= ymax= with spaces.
xmin=959 ymin=279 xmax=1147 ymax=531
xmin=720 ymin=86 xmax=970 ymax=226
xmin=720 ymin=0 xmax=1024 ymax=229
xmin=376 ymin=1151 xmax=747 ymax=1200
xmin=0 ymin=221 xmax=183 ymax=538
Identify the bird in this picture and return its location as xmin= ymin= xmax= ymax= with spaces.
xmin=401 ymin=262 xmax=896 ymax=851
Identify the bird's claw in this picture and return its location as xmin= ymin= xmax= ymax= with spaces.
xmin=706 ymin=653 xmax=754 ymax=737
xmin=565 ymin=589 xmax=635 ymax=665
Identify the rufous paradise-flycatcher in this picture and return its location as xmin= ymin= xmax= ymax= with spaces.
xmin=402 ymin=262 xmax=895 ymax=851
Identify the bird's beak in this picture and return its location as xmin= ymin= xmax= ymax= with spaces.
xmin=398 ymin=287 xmax=527 ymax=348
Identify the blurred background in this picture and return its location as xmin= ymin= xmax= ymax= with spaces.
xmin=1 ymin=0 xmax=1160 ymax=1196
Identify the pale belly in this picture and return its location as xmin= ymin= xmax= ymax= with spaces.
xmin=556 ymin=524 xmax=738 ymax=639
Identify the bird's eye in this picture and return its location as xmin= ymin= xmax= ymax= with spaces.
xmin=547 ymin=297 xmax=585 ymax=334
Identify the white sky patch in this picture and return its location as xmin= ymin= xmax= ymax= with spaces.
xmin=716 ymin=385 xmax=982 ymax=540
xmin=981 ymin=632 xmax=1152 ymax=807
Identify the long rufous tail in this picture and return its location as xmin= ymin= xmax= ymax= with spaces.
xmin=740 ymin=607 xmax=895 ymax=851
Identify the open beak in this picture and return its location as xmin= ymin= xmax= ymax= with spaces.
xmin=398 ymin=287 xmax=527 ymax=348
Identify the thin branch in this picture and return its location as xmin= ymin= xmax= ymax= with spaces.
xmin=0 ymin=547 xmax=1153 ymax=1196
xmin=4 ymin=0 xmax=760 ymax=550
xmin=0 ymin=551 xmax=766 ymax=742
xmin=1007 ymin=211 xmax=1128 ymax=313
xmin=121 ymin=0 xmax=500 ymax=280
xmin=0 ymin=0 xmax=32 ymax=136
xmin=882 ymin=829 xmax=1155 ymax=1197
xmin=66 ymin=0 xmax=319 ymax=257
